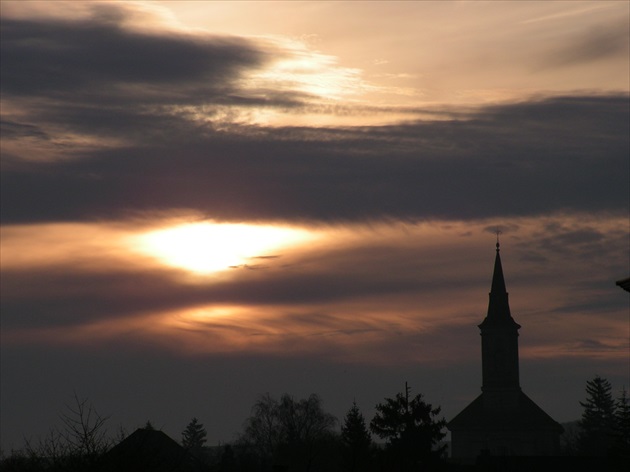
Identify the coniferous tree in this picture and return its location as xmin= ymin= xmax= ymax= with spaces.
xmin=578 ymin=376 xmax=616 ymax=456
xmin=341 ymin=401 xmax=372 ymax=472
xmin=182 ymin=417 xmax=207 ymax=453
xmin=370 ymin=385 xmax=446 ymax=471
xmin=612 ymin=387 xmax=630 ymax=458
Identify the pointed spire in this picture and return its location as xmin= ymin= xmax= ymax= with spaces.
xmin=490 ymin=241 xmax=507 ymax=295
xmin=480 ymin=239 xmax=520 ymax=327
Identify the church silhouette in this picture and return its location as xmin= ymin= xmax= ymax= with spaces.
xmin=448 ymin=241 xmax=563 ymax=460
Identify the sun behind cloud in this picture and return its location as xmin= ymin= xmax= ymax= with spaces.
xmin=132 ymin=221 xmax=317 ymax=274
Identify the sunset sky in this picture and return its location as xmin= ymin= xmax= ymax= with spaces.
xmin=1 ymin=1 xmax=629 ymax=450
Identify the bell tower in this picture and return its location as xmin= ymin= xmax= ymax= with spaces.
xmin=478 ymin=240 xmax=521 ymax=407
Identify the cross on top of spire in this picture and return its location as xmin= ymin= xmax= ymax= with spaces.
xmin=495 ymin=229 xmax=502 ymax=252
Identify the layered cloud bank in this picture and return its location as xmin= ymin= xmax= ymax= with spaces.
xmin=2 ymin=4 xmax=628 ymax=224
xmin=2 ymin=216 xmax=627 ymax=363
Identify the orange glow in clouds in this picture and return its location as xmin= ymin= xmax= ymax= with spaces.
xmin=2 ymin=215 xmax=627 ymax=366
xmin=133 ymin=221 xmax=318 ymax=274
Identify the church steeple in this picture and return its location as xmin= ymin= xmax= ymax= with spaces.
xmin=480 ymin=241 xmax=520 ymax=328
xmin=447 ymin=240 xmax=565 ymax=459
xmin=491 ymin=241 xmax=507 ymax=295
xmin=479 ymin=242 xmax=521 ymax=397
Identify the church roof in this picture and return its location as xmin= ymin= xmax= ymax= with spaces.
xmin=99 ymin=428 xmax=204 ymax=472
xmin=616 ymin=277 xmax=630 ymax=292
xmin=447 ymin=391 xmax=564 ymax=433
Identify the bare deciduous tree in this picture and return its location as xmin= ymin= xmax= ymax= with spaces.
xmin=241 ymin=393 xmax=337 ymax=472
xmin=59 ymin=392 xmax=110 ymax=461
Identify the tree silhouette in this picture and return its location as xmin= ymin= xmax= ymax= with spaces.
xmin=181 ymin=417 xmax=207 ymax=453
xmin=611 ymin=387 xmax=630 ymax=458
xmin=370 ymin=385 xmax=446 ymax=471
xmin=59 ymin=392 xmax=110 ymax=464
xmin=341 ymin=401 xmax=373 ymax=472
xmin=16 ymin=393 xmax=110 ymax=471
xmin=219 ymin=444 xmax=237 ymax=472
xmin=241 ymin=393 xmax=337 ymax=472
xmin=578 ymin=376 xmax=616 ymax=456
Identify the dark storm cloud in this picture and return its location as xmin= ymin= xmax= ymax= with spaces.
xmin=2 ymin=94 xmax=628 ymax=224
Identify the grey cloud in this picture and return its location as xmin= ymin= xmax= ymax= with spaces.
xmin=0 ymin=120 xmax=51 ymax=141
xmin=538 ymin=19 xmax=630 ymax=68
xmin=518 ymin=252 xmax=549 ymax=264
xmin=2 ymin=95 xmax=628 ymax=224
xmin=1 ymin=6 xmax=628 ymax=225
xmin=519 ymin=222 xmax=628 ymax=268
xmin=0 ymin=7 xmax=313 ymax=162
xmin=482 ymin=224 xmax=521 ymax=237
xmin=0 ymin=16 xmax=265 ymax=99
xmin=0 ymin=240 xmax=485 ymax=330
xmin=0 ymin=1 xmax=316 ymax=146
xmin=568 ymin=339 xmax=622 ymax=352
xmin=536 ymin=227 xmax=605 ymax=256
xmin=0 ymin=265 xmax=418 ymax=330
xmin=548 ymin=296 xmax=625 ymax=317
